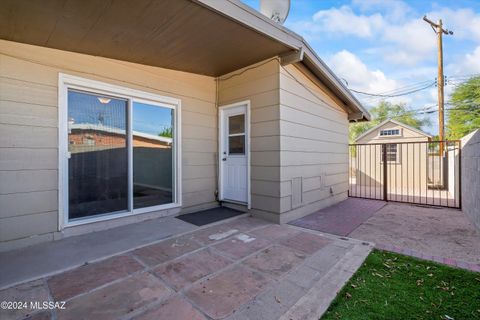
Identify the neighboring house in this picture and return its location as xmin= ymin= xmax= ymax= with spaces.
xmin=0 ymin=0 xmax=370 ymax=251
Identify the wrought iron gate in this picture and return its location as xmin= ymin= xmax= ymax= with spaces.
xmin=348 ymin=140 xmax=461 ymax=208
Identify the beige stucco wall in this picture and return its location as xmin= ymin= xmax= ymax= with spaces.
xmin=0 ymin=40 xmax=217 ymax=251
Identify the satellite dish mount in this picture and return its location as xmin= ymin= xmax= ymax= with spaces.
xmin=259 ymin=0 xmax=291 ymax=25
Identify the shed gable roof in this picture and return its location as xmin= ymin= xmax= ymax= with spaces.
xmin=354 ymin=119 xmax=432 ymax=142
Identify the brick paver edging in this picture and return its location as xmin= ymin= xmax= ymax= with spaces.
xmin=375 ymin=243 xmax=480 ymax=272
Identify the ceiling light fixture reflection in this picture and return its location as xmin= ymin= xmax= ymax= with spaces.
xmin=97 ymin=97 xmax=111 ymax=104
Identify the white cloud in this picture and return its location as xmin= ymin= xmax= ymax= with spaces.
xmin=352 ymin=0 xmax=413 ymax=22
xmin=289 ymin=1 xmax=480 ymax=68
xmin=311 ymin=6 xmax=384 ymax=38
xmin=327 ymin=50 xmax=411 ymax=105
xmin=381 ymin=19 xmax=437 ymax=65
xmin=426 ymin=8 xmax=480 ymax=42
xmin=451 ymin=46 xmax=480 ymax=75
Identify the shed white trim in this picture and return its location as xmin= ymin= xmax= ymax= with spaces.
xmin=354 ymin=119 xmax=432 ymax=142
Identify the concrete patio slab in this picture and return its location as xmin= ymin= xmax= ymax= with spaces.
xmin=0 ymin=216 xmax=372 ymax=320
xmin=48 ymin=255 xmax=143 ymax=301
xmin=154 ymin=248 xmax=231 ymax=291
xmin=280 ymin=231 xmax=332 ymax=254
xmin=242 ymin=245 xmax=306 ymax=277
xmin=133 ymin=296 xmax=206 ymax=320
xmin=185 ymin=265 xmax=270 ymax=319
xmin=289 ymin=198 xmax=386 ymax=236
xmin=133 ymin=236 xmax=202 ymax=267
xmin=212 ymin=234 xmax=271 ymax=259
xmin=0 ymin=216 xmax=197 ymax=290
xmin=349 ymin=202 xmax=480 ymax=264
xmin=290 ymin=198 xmax=480 ymax=270
xmin=56 ymin=272 xmax=171 ymax=320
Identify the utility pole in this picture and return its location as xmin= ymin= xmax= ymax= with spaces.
xmin=423 ymin=15 xmax=453 ymax=155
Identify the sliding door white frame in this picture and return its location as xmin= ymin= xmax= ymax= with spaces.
xmin=58 ymin=73 xmax=182 ymax=230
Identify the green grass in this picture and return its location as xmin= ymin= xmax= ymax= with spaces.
xmin=323 ymin=250 xmax=480 ymax=320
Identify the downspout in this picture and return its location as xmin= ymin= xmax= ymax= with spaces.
xmin=215 ymin=76 xmax=221 ymax=204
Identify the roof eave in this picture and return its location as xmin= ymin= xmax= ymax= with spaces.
xmin=195 ymin=0 xmax=371 ymax=122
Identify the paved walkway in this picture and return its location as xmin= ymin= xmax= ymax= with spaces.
xmin=0 ymin=215 xmax=372 ymax=320
xmin=290 ymin=199 xmax=480 ymax=272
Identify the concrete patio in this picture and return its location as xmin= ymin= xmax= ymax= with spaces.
xmin=291 ymin=198 xmax=480 ymax=270
xmin=0 ymin=215 xmax=372 ymax=320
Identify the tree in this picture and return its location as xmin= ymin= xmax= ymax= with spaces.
xmin=349 ymin=101 xmax=431 ymax=142
xmin=446 ymin=76 xmax=480 ymax=140
xmin=158 ymin=127 xmax=173 ymax=138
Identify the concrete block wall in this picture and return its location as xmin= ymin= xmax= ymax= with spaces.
xmin=461 ymin=129 xmax=480 ymax=232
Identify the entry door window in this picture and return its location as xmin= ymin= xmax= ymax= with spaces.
xmin=64 ymin=80 xmax=179 ymax=222
xmin=228 ymin=114 xmax=245 ymax=154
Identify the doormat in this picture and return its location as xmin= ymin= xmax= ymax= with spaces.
xmin=177 ymin=206 xmax=245 ymax=226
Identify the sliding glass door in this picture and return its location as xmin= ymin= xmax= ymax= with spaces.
xmin=132 ymin=102 xmax=174 ymax=209
xmin=63 ymin=77 xmax=179 ymax=224
xmin=68 ymin=90 xmax=129 ymax=219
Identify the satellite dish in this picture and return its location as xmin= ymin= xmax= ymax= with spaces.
xmin=260 ymin=0 xmax=290 ymax=24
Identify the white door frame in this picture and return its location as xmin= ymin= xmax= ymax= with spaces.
xmin=218 ymin=100 xmax=251 ymax=209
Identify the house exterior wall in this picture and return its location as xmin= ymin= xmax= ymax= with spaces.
xmin=0 ymin=40 xmax=217 ymax=251
xmin=275 ymin=64 xmax=350 ymax=223
xmin=217 ymin=59 xmax=281 ymax=217
xmin=218 ymin=61 xmax=351 ymax=223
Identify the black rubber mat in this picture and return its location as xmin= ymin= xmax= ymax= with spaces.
xmin=176 ymin=206 xmax=245 ymax=226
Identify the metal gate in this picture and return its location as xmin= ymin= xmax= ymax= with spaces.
xmin=348 ymin=140 xmax=461 ymax=208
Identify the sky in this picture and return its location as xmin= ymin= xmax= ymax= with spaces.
xmin=242 ymin=0 xmax=480 ymax=135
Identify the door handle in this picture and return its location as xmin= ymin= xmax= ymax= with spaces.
xmin=222 ymin=157 xmax=227 ymax=161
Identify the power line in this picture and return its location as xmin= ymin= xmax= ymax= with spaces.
xmin=349 ymin=82 xmax=436 ymax=98
xmin=366 ymin=79 xmax=433 ymax=96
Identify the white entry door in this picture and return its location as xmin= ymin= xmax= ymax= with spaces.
xmin=220 ymin=103 xmax=249 ymax=204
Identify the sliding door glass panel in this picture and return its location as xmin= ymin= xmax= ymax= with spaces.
xmin=132 ymin=102 xmax=174 ymax=209
xmin=67 ymin=90 xmax=128 ymax=220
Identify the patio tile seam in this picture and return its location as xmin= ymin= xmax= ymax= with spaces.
xmin=375 ymin=243 xmax=480 ymax=272
xmin=285 ymin=223 xmax=372 ymax=246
